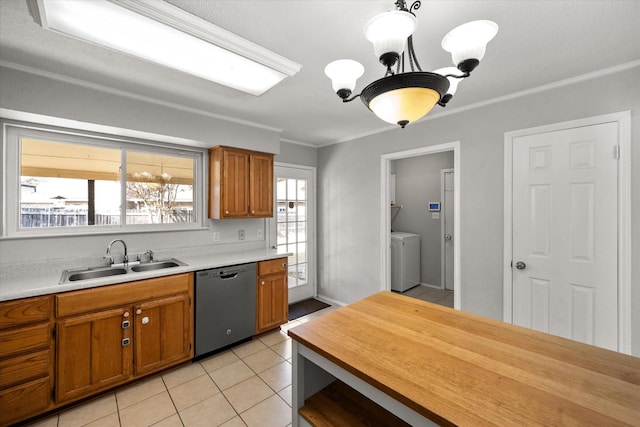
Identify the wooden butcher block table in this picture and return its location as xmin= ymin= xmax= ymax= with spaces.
xmin=288 ymin=291 xmax=640 ymax=426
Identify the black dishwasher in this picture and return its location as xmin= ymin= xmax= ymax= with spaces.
xmin=195 ymin=262 xmax=256 ymax=357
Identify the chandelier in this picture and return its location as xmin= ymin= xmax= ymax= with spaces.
xmin=324 ymin=0 xmax=498 ymax=128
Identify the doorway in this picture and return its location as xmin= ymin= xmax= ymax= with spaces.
xmin=380 ymin=142 xmax=461 ymax=309
xmin=503 ymin=112 xmax=631 ymax=353
xmin=269 ymin=164 xmax=316 ymax=304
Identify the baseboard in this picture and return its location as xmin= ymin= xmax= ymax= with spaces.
xmin=316 ymin=294 xmax=347 ymax=307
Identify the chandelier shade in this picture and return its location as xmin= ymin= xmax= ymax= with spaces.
xmin=441 ymin=20 xmax=499 ymax=69
xmin=361 ymin=72 xmax=449 ymax=128
xmin=325 ymin=1 xmax=498 ymax=128
xmin=324 ymin=59 xmax=365 ymax=96
xmin=433 ymin=67 xmax=462 ymax=96
xmin=364 ymin=10 xmax=417 ymax=66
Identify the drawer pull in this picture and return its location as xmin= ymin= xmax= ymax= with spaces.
xmin=122 ymin=320 xmax=130 ymax=329
xmin=122 ymin=338 xmax=130 ymax=346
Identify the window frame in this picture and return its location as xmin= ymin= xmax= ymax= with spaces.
xmin=2 ymin=120 xmax=207 ymax=238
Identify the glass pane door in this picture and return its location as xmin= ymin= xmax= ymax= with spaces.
xmin=271 ymin=165 xmax=315 ymax=303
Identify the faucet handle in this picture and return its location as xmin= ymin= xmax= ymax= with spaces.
xmin=138 ymin=250 xmax=154 ymax=263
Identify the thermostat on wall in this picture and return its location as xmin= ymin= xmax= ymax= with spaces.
xmin=428 ymin=202 xmax=441 ymax=212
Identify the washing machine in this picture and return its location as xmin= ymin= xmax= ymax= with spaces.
xmin=390 ymin=232 xmax=421 ymax=292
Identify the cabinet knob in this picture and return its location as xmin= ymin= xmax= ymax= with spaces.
xmin=136 ymin=309 xmax=142 ymax=315
xmin=225 ymin=210 xmax=229 ymax=214
xmin=251 ymin=210 xmax=255 ymax=214
xmin=283 ymin=263 xmax=287 ymax=268
xmin=261 ymin=281 xmax=265 ymax=285
xmin=123 ymin=312 xmax=129 ymax=318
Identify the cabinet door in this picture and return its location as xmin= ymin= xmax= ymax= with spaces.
xmin=257 ymin=274 xmax=288 ymax=334
xmin=249 ymin=152 xmax=274 ymax=217
xmin=56 ymin=307 xmax=132 ymax=402
xmin=221 ymin=149 xmax=250 ymax=218
xmin=134 ymin=293 xmax=191 ymax=376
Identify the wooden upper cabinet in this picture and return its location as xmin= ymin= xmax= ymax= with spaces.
xmin=209 ymin=146 xmax=273 ymax=219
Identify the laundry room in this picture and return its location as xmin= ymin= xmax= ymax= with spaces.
xmin=390 ymin=151 xmax=454 ymax=305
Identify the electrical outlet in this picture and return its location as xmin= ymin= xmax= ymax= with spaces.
xmin=257 ymin=229 xmax=263 ymax=238
xmin=212 ymin=232 xmax=220 ymax=242
xmin=238 ymin=229 xmax=245 ymax=240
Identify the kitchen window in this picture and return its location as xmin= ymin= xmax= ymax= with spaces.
xmin=2 ymin=121 xmax=204 ymax=236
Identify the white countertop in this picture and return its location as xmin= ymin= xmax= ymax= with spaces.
xmin=0 ymin=248 xmax=288 ymax=302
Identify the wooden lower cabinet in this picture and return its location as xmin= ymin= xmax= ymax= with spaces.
xmin=135 ymin=293 xmax=191 ymax=376
xmin=0 ymin=295 xmax=53 ymax=426
xmin=56 ymin=306 xmax=133 ymax=402
xmin=256 ymin=258 xmax=288 ymax=334
xmin=55 ymin=273 xmax=194 ymax=405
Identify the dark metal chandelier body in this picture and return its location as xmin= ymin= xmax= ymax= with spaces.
xmin=325 ymin=0 xmax=498 ymax=128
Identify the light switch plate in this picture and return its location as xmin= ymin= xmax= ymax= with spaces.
xmin=238 ymin=229 xmax=245 ymax=240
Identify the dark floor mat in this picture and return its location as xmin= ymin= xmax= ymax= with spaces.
xmin=288 ymin=298 xmax=331 ymax=321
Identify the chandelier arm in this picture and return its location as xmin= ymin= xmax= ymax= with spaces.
xmin=443 ymin=72 xmax=470 ymax=79
xmin=407 ymin=35 xmax=422 ymax=72
xmin=341 ymin=93 xmax=361 ymax=103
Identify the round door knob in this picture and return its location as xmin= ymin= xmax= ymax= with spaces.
xmin=515 ymin=261 xmax=526 ymax=270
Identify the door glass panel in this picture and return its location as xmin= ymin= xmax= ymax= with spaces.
xmin=276 ymin=177 xmax=308 ymax=289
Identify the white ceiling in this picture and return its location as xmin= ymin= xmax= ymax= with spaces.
xmin=1 ymin=0 xmax=639 ymax=147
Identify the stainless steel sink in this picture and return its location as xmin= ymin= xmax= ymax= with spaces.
xmin=65 ymin=267 xmax=128 ymax=282
xmin=130 ymin=260 xmax=182 ymax=272
xmin=60 ymin=258 xmax=186 ymax=283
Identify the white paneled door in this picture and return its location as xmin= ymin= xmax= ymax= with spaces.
xmin=270 ymin=165 xmax=315 ymax=304
xmin=511 ymin=122 xmax=619 ymax=351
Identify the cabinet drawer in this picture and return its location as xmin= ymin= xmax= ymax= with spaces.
xmin=0 ymin=349 xmax=50 ymax=388
xmin=258 ymin=258 xmax=288 ymax=276
xmin=0 ymin=323 xmax=50 ymax=357
xmin=0 ymin=296 xmax=50 ymax=329
xmin=0 ymin=376 xmax=51 ymax=426
xmin=57 ymin=273 xmax=192 ymax=317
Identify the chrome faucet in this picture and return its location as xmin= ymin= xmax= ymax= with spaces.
xmin=106 ymin=239 xmax=128 ymax=265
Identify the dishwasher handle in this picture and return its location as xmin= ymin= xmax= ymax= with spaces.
xmin=220 ymin=271 xmax=240 ymax=280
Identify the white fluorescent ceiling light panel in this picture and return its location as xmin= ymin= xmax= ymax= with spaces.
xmin=33 ymin=0 xmax=301 ymax=96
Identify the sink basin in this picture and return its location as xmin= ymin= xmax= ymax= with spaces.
xmin=60 ymin=258 xmax=186 ymax=283
xmin=130 ymin=261 xmax=181 ymax=272
xmin=67 ymin=268 xmax=127 ymax=282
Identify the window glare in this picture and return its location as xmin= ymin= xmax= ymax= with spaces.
xmin=126 ymin=150 xmax=194 ymax=224
xmin=18 ymin=136 xmax=196 ymax=230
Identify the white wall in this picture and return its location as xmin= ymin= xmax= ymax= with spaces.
xmin=317 ymin=66 xmax=640 ymax=355
xmin=392 ymin=152 xmax=454 ymax=287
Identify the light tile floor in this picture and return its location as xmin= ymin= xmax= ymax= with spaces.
xmin=26 ymin=292 xmax=451 ymax=427
xmin=401 ymin=285 xmax=454 ymax=308
xmin=27 ymin=303 xmax=339 ymax=427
